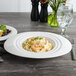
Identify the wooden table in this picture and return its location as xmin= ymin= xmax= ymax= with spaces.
xmin=0 ymin=13 xmax=76 ymax=76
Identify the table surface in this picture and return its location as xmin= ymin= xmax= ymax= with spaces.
xmin=0 ymin=13 xmax=76 ymax=76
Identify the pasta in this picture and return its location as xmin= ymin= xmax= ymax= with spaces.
xmin=22 ymin=37 xmax=53 ymax=52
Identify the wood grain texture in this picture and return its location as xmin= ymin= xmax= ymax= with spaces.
xmin=0 ymin=13 xmax=76 ymax=76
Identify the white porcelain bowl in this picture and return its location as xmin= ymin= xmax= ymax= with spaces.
xmin=4 ymin=32 xmax=72 ymax=59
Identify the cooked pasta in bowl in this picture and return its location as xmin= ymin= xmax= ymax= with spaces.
xmin=22 ymin=37 xmax=53 ymax=53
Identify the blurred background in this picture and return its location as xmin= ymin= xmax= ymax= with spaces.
xmin=0 ymin=0 xmax=75 ymax=12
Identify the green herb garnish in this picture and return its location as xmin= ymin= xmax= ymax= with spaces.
xmin=0 ymin=25 xmax=7 ymax=33
xmin=34 ymin=37 xmax=43 ymax=40
xmin=39 ymin=37 xmax=43 ymax=40
xmin=34 ymin=37 xmax=38 ymax=40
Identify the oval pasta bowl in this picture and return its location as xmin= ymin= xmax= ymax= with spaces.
xmin=4 ymin=32 xmax=72 ymax=59
xmin=0 ymin=25 xmax=17 ymax=41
